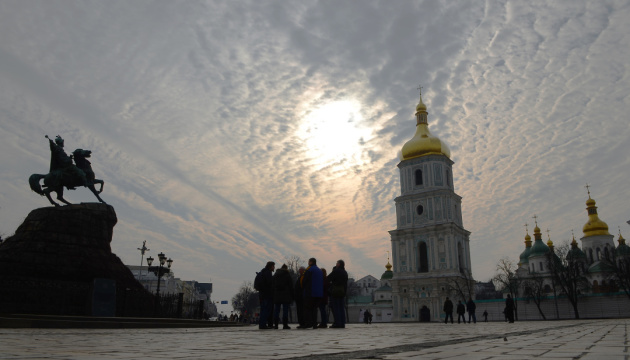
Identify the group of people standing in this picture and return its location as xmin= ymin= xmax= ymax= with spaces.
xmin=442 ymin=297 xmax=477 ymax=324
xmin=255 ymin=258 xmax=348 ymax=330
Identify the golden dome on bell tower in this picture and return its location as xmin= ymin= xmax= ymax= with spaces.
xmin=400 ymin=87 xmax=451 ymax=161
xmin=582 ymin=184 xmax=611 ymax=237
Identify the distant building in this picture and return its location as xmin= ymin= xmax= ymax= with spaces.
xmin=126 ymin=265 xmax=217 ymax=317
xmin=515 ymin=192 xmax=630 ymax=296
xmin=346 ymin=260 xmax=394 ymax=322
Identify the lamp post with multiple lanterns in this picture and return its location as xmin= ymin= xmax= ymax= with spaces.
xmin=146 ymin=252 xmax=173 ymax=297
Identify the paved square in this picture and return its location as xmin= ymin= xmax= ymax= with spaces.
xmin=1 ymin=319 xmax=628 ymax=359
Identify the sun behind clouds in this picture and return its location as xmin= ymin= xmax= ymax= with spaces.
xmin=297 ymin=100 xmax=371 ymax=170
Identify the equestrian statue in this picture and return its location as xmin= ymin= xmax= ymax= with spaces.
xmin=29 ymin=135 xmax=106 ymax=207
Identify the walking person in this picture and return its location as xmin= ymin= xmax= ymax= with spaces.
xmin=483 ymin=310 xmax=488 ymax=322
xmin=272 ymin=264 xmax=294 ymax=329
xmin=466 ymin=297 xmax=477 ymax=324
xmin=456 ymin=300 xmax=466 ymax=324
xmin=255 ymin=261 xmax=275 ymax=330
xmin=443 ymin=297 xmax=454 ymax=324
xmin=301 ymin=258 xmax=323 ymax=329
xmin=327 ymin=260 xmax=348 ymax=328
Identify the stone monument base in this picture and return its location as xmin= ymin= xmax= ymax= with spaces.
xmin=0 ymin=203 xmax=146 ymax=316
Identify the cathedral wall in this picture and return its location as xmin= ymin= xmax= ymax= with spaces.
xmin=580 ymin=234 xmax=615 ymax=263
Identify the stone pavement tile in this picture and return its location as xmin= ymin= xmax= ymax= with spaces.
xmin=580 ymin=355 xmax=627 ymax=360
xmin=503 ymin=348 xmax=553 ymax=356
xmin=538 ymin=351 xmax=588 ymax=358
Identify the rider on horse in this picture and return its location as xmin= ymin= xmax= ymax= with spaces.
xmin=47 ymin=135 xmax=87 ymax=189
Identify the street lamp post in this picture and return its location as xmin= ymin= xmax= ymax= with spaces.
xmin=146 ymin=252 xmax=173 ymax=317
xmin=146 ymin=252 xmax=173 ymax=297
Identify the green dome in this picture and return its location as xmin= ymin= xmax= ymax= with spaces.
xmin=616 ymin=244 xmax=630 ymax=257
xmin=528 ymin=224 xmax=549 ymax=258
xmin=381 ymin=261 xmax=393 ymax=280
xmin=519 ymin=247 xmax=531 ymax=264
xmin=381 ymin=269 xmax=393 ymax=280
xmin=529 ymin=238 xmax=550 ymax=257
xmin=616 ymin=234 xmax=630 ymax=257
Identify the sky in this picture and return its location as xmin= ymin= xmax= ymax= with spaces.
xmin=1 ymin=0 xmax=629 ymax=314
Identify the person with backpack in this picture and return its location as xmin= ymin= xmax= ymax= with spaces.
xmin=255 ymin=261 xmax=275 ymax=330
xmin=272 ymin=264 xmax=294 ymax=329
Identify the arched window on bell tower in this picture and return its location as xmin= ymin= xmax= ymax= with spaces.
xmin=418 ymin=242 xmax=428 ymax=273
xmin=415 ymin=169 xmax=423 ymax=186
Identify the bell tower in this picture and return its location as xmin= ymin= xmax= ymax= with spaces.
xmin=389 ymin=89 xmax=473 ymax=322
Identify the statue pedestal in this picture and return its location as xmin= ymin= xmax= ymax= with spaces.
xmin=0 ymin=204 xmax=145 ymax=315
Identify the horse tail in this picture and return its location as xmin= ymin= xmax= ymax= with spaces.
xmin=29 ymin=174 xmax=46 ymax=195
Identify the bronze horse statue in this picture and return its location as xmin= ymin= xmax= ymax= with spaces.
xmin=30 ymin=147 xmax=106 ymax=207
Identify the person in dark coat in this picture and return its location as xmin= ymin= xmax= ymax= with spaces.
xmin=483 ymin=309 xmax=488 ymax=322
xmin=466 ymin=298 xmax=477 ymax=324
xmin=257 ymin=261 xmax=275 ymax=330
xmin=443 ymin=297 xmax=454 ymax=324
xmin=505 ymin=294 xmax=515 ymax=323
xmin=294 ymin=266 xmax=306 ymax=328
xmin=456 ymin=300 xmax=466 ymax=324
xmin=301 ymin=258 xmax=323 ymax=329
xmin=273 ymin=264 xmax=294 ymax=329
xmin=327 ymin=260 xmax=348 ymax=328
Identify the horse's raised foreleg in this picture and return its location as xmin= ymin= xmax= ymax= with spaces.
xmin=55 ymin=187 xmax=72 ymax=206
xmin=88 ymin=184 xmax=106 ymax=204
xmin=93 ymin=179 xmax=104 ymax=194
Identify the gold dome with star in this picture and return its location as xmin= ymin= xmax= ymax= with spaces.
xmin=400 ymin=92 xmax=451 ymax=160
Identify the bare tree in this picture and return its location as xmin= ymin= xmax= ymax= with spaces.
xmin=492 ymin=257 xmax=521 ymax=320
xmin=282 ymin=255 xmax=305 ymax=282
xmin=600 ymin=251 xmax=630 ymax=300
xmin=547 ymin=242 xmax=590 ymax=319
xmin=231 ymin=281 xmax=259 ymax=319
xmin=446 ymin=272 xmax=475 ymax=302
xmin=522 ymin=272 xmax=548 ymax=320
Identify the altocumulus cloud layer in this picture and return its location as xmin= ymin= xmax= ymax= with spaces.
xmin=0 ymin=1 xmax=629 ymax=304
